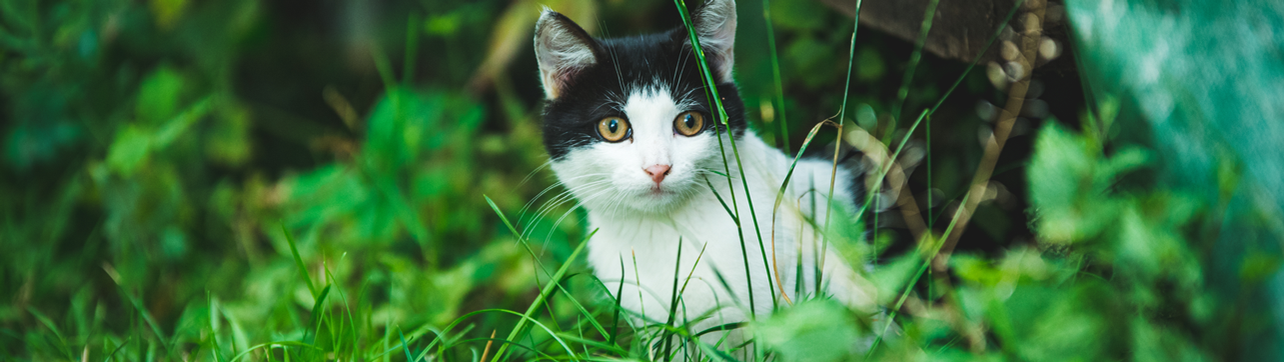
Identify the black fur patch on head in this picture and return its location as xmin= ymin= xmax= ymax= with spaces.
xmin=540 ymin=28 xmax=747 ymax=160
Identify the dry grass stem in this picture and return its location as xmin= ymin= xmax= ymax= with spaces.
xmin=936 ymin=1 xmax=1046 ymax=270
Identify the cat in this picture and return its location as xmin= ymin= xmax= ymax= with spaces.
xmin=533 ymin=0 xmax=878 ymax=357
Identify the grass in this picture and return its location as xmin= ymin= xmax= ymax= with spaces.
xmin=10 ymin=0 xmax=973 ymax=357
xmin=675 ymin=0 xmax=777 ymax=318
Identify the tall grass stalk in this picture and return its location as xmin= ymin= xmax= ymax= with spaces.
xmin=661 ymin=238 xmax=684 ymax=360
xmin=865 ymin=0 xmax=1029 ymax=354
xmin=888 ymin=0 xmax=943 ymax=139
xmin=282 ymin=224 xmax=318 ymax=297
xmin=761 ymin=0 xmax=790 ymax=152
xmin=484 ymin=195 xmax=610 ymax=340
xmin=483 ymin=195 xmax=602 ymax=360
xmin=867 ymin=192 xmax=970 ymax=355
xmin=402 ymin=14 xmax=419 ymax=84
xmin=674 ymin=0 xmax=777 ymax=314
xmin=854 ymin=0 xmax=1026 ymax=224
xmin=940 ymin=1 xmax=1043 ymax=256
xmin=769 ymin=119 xmax=839 ymax=304
xmin=819 ymin=0 xmax=864 ymax=295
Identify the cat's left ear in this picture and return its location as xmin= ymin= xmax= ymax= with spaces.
xmin=689 ymin=0 xmax=737 ymax=83
xmin=534 ymin=9 xmax=601 ymax=100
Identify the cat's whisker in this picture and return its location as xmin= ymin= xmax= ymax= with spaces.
xmin=518 ymin=160 xmax=553 ymax=188
xmin=671 ymin=42 xmax=693 ymax=94
xmin=524 ymin=184 xmax=591 ymax=231
xmin=608 ymin=41 xmax=627 ymax=107
xmin=519 ymin=173 xmax=610 ymax=222
xmin=522 ymin=179 xmax=613 ymax=238
xmin=519 ymin=177 xmax=602 ymax=231
xmin=598 ymin=189 xmax=635 ymax=217
xmin=518 ymin=180 xmax=568 ymax=224
xmin=559 ymin=181 xmax=614 ymax=209
xmin=540 ymin=202 xmax=587 ymax=256
xmin=528 ymin=187 xmax=615 ymax=239
xmin=524 ymin=192 xmax=584 ymax=240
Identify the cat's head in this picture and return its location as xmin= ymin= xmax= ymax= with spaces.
xmin=535 ymin=0 xmax=747 ymax=215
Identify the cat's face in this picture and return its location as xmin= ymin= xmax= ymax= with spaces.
xmin=535 ymin=0 xmax=745 ymax=214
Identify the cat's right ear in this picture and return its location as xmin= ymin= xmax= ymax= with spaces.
xmin=534 ymin=9 xmax=600 ymax=100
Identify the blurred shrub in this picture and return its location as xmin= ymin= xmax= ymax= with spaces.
xmin=0 ymin=0 xmax=571 ymax=359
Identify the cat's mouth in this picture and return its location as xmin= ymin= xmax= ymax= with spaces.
xmin=646 ymin=184 xmax=681 ymax=197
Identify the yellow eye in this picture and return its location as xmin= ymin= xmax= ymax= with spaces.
xmin=674 ymin=111 xmax=705 ymax=136
xmin=597 ymin=117 xmax=631 ymax=142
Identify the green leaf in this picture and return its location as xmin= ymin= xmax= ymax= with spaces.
xmin=205 ymin=103 xmax=253 ymax=166
xmin=282 ymin=224 xmax=317 ymax=297
xmin=105 ymin=124 xmax=152 ymax=176
xmin=136 ymin=66 xmax=187 ymax=125
xmin=754 ymin=300 xmax=861 ymax=362
xmin=1027 ymin=122 xmax=1121 ymax=243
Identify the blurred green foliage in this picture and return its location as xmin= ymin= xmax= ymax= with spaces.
xmin=0 ymin=0 xmax=568 ymax=359
xmin=1065 ymin=0 xmax=1284 ymax=359
xmin=1 ymin=0 xmax=1280 ymax=360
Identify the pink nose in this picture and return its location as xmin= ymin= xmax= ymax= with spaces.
xmin=644 ymin=165 xmax=671 ymax=184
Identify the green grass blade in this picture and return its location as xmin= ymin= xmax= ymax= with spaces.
xmin=401 ymin=14 xmax=419 ymax=84
xmin=492 ymin=228 xmax=598 ymax=360
xmin=769 ymin=120 xmax=837 ymax=300
xmin=280 ymin=224 xmax=317 ymax=297
xmin=762 ymin=0 xmax=790 ymax=152
xmin=450 ymin=335 xmax=563 ymax=360
xmin=305 ymin=284 xmax=331 ymax=346
xmin=414 ymin=308 xmax=577 ymax=361
xmin=552 ymin=332 xmax=631 ymax=355
xmin=610 ymin=257 xmax=626 ymax=347
xmin=103 ymin=338 xmax=131 ymax=362
xmin=382 ymin=275 xmax=393 ymax=362
xmin=323 ymin=262 xmax=360 ymax=361
xmin=662 ymin=238 xmax=683 ymax=360
xmin=371 ymin=47 xmax=397 ymax=94
xmin=867 ymin=192 xmax=971 ymax=355
xmin=674 ymin=0 xmax=777 ymax=313
xmin=889 ymin=0 xmax=943 ymax=137
xmin=484 ymin=195 xmax=610 ymax=340
xmin=860 ymin=0 xmax=1029 ymax=245
xmin=854 ymin=109 xmax=928 ymax=221
xmin=397 ymin=326 xmax=414 ymax=362
xmin=207 ymin=292 xmax=225 ymax=362
xmin=820 ymin=0 xmax=865 ymax=283
xmin=372 ymin=173 xmax=436 ymax=267
xmin=703 ymin=176 xmax=739 ymax=224
xmin=927 ymin=113 xmax=934 ymax=233
xmin=26 ymin=307 xmax=73 ymax=359
xmin=927 ymin=0 xmax=1026 ymax=116
xmin=118 ymin=288 xmax=172 ymax=357
xmin=675 ymin=0 xmax=756 ymax=315
xmin=632 ymin=251 xmax=647 ymax=328
xmin=229 ymin=341 xmax=323 ymax=362
xmin=835 ymin=0 xmax=864 ymax=124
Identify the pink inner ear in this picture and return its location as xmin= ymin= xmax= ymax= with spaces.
xmin=546 ymin=65 xmax=585 ymax=99
xmin=557 ymin=66 xmax=582 ymax=88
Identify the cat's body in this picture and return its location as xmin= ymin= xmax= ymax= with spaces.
xmin=534 ymin=0 xmax=876 ymax=355
xmin=574 ymin=133 xmax=875 ymax=322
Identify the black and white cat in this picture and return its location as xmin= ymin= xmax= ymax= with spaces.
xmin=534 ymin=0 xmax=877 ymax=354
